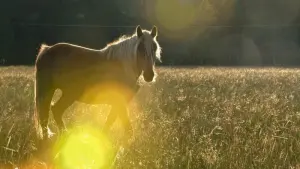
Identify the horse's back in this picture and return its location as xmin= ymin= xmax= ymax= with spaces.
xmin=35 ymin=42 xmax=139 ymax=104
xmin=36 ymin=43 xmax=105 ymax=85
xmin=36 ymin=43 xmax=102 ymax=67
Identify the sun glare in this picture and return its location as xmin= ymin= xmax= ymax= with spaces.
xmin=52 ymin=82 xmax=136 ymax=169
xmin=53 ymin=124 xmax=115 ymax=169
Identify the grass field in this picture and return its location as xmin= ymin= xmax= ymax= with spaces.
xmin=1 ymin=66 xmax=300 ymax=169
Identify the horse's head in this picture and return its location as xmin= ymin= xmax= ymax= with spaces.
xmin=136 ymin=25 xmax=161 ymax=82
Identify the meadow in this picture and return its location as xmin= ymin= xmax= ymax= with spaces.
xmin=1 ymin=66 xmax=300 ymax=169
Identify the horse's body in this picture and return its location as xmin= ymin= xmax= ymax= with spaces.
xmin=34 ymin=25 xmax=161 ymax=142
xmin=37 ymin=43 xmax=138 ymax=104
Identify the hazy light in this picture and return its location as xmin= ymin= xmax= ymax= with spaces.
xmin=155 ymin=0 xmax=197 ymax=31
xmin=151 ymin=0 xmax=220 ymax=40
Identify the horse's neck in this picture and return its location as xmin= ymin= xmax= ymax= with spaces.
xmin=97 ymin=49 xmax=142 ymax=83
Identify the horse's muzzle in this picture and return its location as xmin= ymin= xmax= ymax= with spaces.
xmin=143 ymin=71 xmax=155 ymax=82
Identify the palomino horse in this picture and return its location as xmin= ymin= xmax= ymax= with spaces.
xmin=34 ymin=25 xmax=162 ymax=142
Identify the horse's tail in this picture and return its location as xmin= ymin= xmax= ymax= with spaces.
xmin=35 ymin=43 xmax=49 ymax=64
xmin=34 ymin=43 xmax=53 ymax=139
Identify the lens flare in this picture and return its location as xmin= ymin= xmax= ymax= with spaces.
xmin=53 ymin=124 xmax=115 ymax=169
xmin=50 ymin=80 xmax=139 ymax=168
xmin=155 ymin=0 xmax=197 ymax=31
xmin=144 ymin=0 xmax=232 ymax=40
xmin=152 ymin=0 xmax=205 ymax=40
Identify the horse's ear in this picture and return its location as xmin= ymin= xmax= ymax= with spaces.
xmin=136 ymin=25 xmax=143 ymax=38
xmin=151 ymin=26 xmax=157 ymax=38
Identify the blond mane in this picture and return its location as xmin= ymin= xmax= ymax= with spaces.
xmin=101 ymin=34 xmax=139 ymax=61
xmin=100 ymin=29 xmax=162 ymax=81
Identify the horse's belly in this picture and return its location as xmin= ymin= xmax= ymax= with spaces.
xmin=77 ymin=91 xmax=115 ymax=105
xmin=53 ymin=71 xmax=139 ymax=105
xmin=76 ymin=83 xmax=136 ymax=105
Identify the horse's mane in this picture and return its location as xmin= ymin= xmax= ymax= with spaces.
xmin=100 ymin=34 xmax=139 ymax=62
xmin=100 ymin=30 xmax=162 ymax=62
xmin=99 ymin=29 xmax=162 ymax=81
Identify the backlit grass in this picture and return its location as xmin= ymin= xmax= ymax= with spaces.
xmin=0 ymin=66 xmax=300 ymax=168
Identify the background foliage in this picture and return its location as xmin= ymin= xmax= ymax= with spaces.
xmin=1 ymin=0 xmax=300 ymax=66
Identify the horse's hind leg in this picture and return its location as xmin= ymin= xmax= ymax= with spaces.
xmin=51 ymin=91 xmax=75 ymax=134
xmin=39 ymin=88 xmax=56 ymax=140
xmin=118 ymin=104 xmax=133 ymax=138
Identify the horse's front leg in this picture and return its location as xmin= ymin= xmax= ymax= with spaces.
xmin=103 ymin=102 xmax=133 ymax=139
xmin=102 ymin=105 xmax=118 ymax=133
xmin=117 ymin=103 xmax=133 ymax=138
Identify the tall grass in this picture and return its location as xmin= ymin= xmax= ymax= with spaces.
xmin=0 ymin=66 xmax=300 ymax=168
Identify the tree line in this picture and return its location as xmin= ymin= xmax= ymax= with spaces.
xmin=1 ymin=0 xmax=300 ymax=66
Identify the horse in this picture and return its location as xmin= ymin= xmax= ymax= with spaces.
xmin=33 ymin=25 xmax=162 ymax=143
